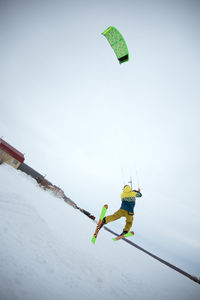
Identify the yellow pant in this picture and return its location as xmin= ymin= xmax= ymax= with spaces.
xmin=105 ymin=209 xmax=134 ymax=232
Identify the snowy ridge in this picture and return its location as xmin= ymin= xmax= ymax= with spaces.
xmin=103 ymin=226 xmax=200 ymax=284
xmin=0 ymin=165 xmax=199 ymax=300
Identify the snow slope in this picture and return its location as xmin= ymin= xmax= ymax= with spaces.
xmin=0 ymin=165 xmax=199 ymax=300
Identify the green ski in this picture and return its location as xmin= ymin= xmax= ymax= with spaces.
xmin=113 ymin=231 xmax=134 ymax=241
xmin=91 ymin=204 xmax=108 ymax=244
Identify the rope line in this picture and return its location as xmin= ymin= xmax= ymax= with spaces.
xmin=103 ymin=226 xmax=200 ymax=285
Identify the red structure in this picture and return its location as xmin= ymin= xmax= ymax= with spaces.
xmin=0 ymin=138 xmax=25 ymax=163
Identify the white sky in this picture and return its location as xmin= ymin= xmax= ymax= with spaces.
xmin=1 ymin=0 xmax=200 ymax=274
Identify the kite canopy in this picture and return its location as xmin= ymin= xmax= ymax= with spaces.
xmin=102 ymin=26 xmax=129 ymax=64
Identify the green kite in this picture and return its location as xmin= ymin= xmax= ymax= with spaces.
xmin=102 ymin=26 xmax=129 ymax=64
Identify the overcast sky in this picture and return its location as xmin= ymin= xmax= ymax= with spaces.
xmin=1 ymin=0 xmax=200 ymax=274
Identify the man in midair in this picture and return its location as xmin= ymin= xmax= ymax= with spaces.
xmin=100 ymin=185 xmax=142 ymax=235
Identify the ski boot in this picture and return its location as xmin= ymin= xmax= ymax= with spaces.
xmin=100 ymin=217 xmax=106 ymax=230
xmin=119 ymin=231 xmax=128 ymax=236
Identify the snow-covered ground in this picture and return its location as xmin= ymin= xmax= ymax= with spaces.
xmin=0 ymin=164 xmax=199 ymax=300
